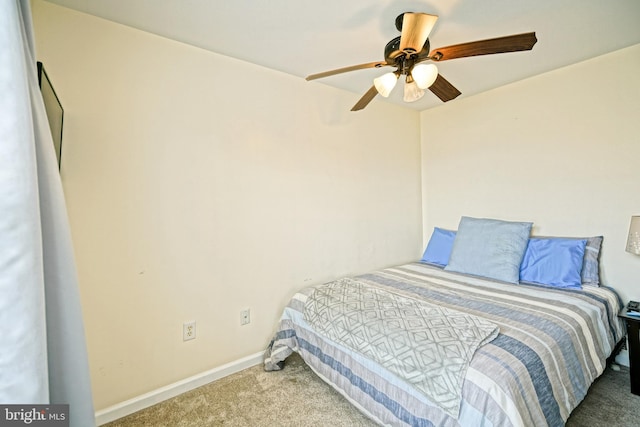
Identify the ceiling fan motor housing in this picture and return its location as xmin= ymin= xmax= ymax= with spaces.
xmin=384 ymin=36 xmax=430 ymax=66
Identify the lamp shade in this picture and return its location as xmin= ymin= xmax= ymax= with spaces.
xmin=627 ymin=216 xmax=640 ymax=255
xmin=373 ymin=72 xmax=399 ymax=98
xmin=403 ymin=75 xmax=425 ymax=102
xmin=411 ymin=63 xmax=438 ymax=89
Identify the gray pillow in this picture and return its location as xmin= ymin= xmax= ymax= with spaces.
xmin=581 ymin=236 xmax=602 ymax=286
xmin=445 ymin=216 xmax=533 ymax=284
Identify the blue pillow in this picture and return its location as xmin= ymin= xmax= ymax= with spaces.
xmin=421 ymin=228 xmax=456 ymax=267
xmin=520 ymin=238 xmax=587 ymax=289
xmin=445 ymin=217 xmax=532 ymax=284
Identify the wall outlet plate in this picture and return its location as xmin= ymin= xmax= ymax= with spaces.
xmin=183 ymin=321 xmax=196 ymax=341
xmin=240 ymin=309 xmax=250 ymax=326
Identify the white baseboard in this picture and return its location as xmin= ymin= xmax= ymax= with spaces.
xmin=95 ymin=351 xmax=264 ymax=426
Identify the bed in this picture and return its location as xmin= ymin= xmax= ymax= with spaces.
xmin=264 ymin=218 xmax=625 ymax=426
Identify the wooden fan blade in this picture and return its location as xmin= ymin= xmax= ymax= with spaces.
xmin=399 ymin=13 xmax=438 ymax=54
xmin=351 ymin=85 xmax=379 ymax=111
xmin=429 ymin=32 xmax=537 ymax=61
xmin=429 ymin=74 xmax=461 ymax=102
xmin=306 ymin=61 xmax=388 ymax=81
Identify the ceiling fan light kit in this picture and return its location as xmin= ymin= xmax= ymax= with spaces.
xmin=373 ymin=72 xmax=399 ymax=98
xmin=306 ymin=12 xmax=537 ymax=111
xmin=403 ymin=75 xmax=425 ymax=103
xmin=411 ymin=63 xmax=439 ymax=89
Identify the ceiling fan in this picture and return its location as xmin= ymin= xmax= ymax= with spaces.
xmin=306 ymin=12 xmax=537 ymax=111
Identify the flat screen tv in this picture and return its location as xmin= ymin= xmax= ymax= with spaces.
xmin=37 ymin=61 xmax=64 ymax=169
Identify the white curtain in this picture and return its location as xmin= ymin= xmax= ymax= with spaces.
xmin=0 ymin=1 xmax=95 ymax=425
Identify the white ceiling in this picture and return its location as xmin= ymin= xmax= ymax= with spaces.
xmin=43 ymin=0 xmax=640 ymax=111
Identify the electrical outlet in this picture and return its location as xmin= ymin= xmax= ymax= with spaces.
xmin=240 ymin=309 xmax=250 ymax=326
xmin=183 ymin=321 xmax=196 ymax=341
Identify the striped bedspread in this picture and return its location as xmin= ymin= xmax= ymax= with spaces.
xmin=264 ymin=262 xmax=624 ymax=427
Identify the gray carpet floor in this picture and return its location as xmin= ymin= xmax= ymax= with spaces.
xmin=105 ymin=353 xmax=640 ymax=426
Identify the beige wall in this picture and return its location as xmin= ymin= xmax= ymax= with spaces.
xmin=32 ymin=1 xmax=423 ymax=410
xmin=32 ymin=0 xmax=640 ymax=413
xmin=421 ymin=44 xmax=640 ymax=302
